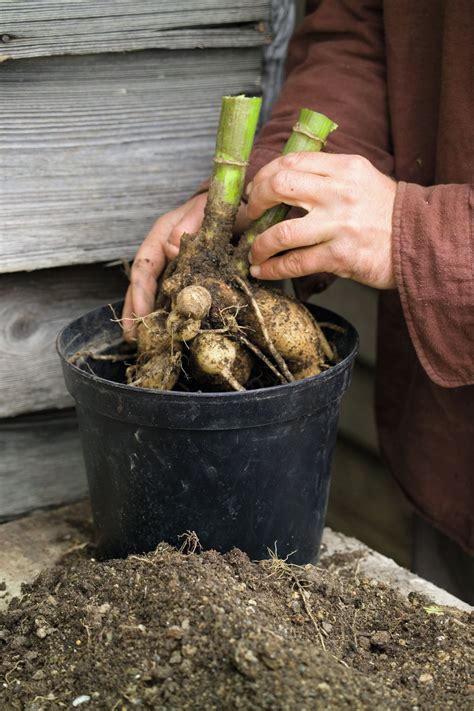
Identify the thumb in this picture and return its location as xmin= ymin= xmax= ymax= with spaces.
xmin=167 ymin=193 xmax=207 ymax=250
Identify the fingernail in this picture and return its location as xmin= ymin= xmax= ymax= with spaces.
xmin=167 ymin=244 xmax=179 ymax=256
xmin=247 ymin=249 xmax=253 ymax=265
xmin=249 ymin=264 xmax=261 ymax=278
xmin=245 ymin=181 xmax=253 ymax=196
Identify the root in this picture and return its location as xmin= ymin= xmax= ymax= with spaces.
xmin=318 ymin=322 xmax=346 ymax=334
xmin=190 ymin=297 xmax=283 ymax=387
xmin=312 ymin=321 xmax=336 ymax=361
xmin=264 ymin=545 xmax=326 ymax=651
xmin=110 ymin=308 xmax=168 ymax=330
xmin=233 ymin=276 xmax=294 ymax=383
xmin=178 ymin=530 xmax=202 ymax=555
xmin=127 ymin=350 xmax=181 ymax=390
xmin=115 ymin=101 xmax=339 ymax=393
xmin=190 ymin=331 xmax=251 ymax=390
xmin=222 ymin=371 xmax=246 ymax=392
xmin=108 ymin=302 xmax=160 ymax=339
xmin=237 ymin=334 xmax=287 ymax=384
xmin=292 ymin=574 xmax=327 ymax=652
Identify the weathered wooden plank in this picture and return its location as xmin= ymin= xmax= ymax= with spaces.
xmin=0 ymin=28 xmax=270 ymax=61
xmin=327 ymin=437 xmax=413 ymax=567
xmin=0 ymin=48 xmax=262 ymax=273
xmin=0 ymin=410 xmax=87 ymax=521
xmin=261 ymin=0 xmax=295 ymax=121
xmin=0 ymin=1 xmax=270 ymax=60
xmin=1 ymin=0 xmax=269 ymax=23
xmin=0 ymin=264 xmax=127 ymax=418
xmin=310 ymin=280 xmax=378 ymax=367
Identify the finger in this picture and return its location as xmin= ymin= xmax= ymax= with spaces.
xmin=129 ymin=194 xmax=207 ymax=322
xmin=130 ymin=250 xmax=164 ymax=319
xmin=247 ymin=170 xmax=328 ymax=219
xmin=164 ymin=241 xmax=179 ymax=261
xmin=249 ymin=214 xmax=329 ymax=266
xmin=130 ymin=217 xmax=171 ymax=317
xmin=122 ymin=285 xmax=138 ymax=342
xmin=167 ymin=193 xmax=207 ymax=249
xmin=251 ymin=151 xmax=347 ymax=193
xmin=249 ymin=242 xmax=338 ymax=281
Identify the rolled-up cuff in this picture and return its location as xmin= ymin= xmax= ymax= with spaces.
xmin=392 ymin=181 xmax=473 ymax=387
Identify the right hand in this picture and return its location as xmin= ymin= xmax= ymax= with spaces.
xmin=122 ymin=193 xmax=208 ymax=341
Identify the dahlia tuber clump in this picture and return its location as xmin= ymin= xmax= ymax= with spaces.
xmin=126 ymin=96 xmax=337 ymax=392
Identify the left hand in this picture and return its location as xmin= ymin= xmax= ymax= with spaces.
xmin=246 ymin=152 xmax=397 ymax=289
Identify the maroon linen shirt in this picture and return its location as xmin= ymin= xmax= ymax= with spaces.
xmin=246 ymin=0 xmax=473 ymax=552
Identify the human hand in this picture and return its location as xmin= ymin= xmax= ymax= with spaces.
xmin=122 ymin=193 xmax=208 ymax=341
xmin=122 ymin=191 xmax=250 ymax=340
xmin=246 ymin=153 xmax=397 ymax=289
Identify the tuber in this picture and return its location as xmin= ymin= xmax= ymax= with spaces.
xmin=128 ymin=97 xmax=338 ymax=392
xmin=191 ymin=333 xmax=252 ymax=391
xmin=175 ymin=285 xmax=212 ymax=320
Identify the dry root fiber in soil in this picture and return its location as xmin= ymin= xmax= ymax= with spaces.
xmin=126 ymin=96 xmax=338 ymax=392
xmin=0 ymin=541 xmax=472 ymax=709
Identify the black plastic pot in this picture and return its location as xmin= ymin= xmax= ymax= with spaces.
xmin=57 ymin=300 xmax=358 ymax=564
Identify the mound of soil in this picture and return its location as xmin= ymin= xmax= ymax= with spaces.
xmin=0 ymin=542 xmax=472 ymax=710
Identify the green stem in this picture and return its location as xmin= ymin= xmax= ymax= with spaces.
xmin=201 ymin=95 xmax=261 ymax=244
xmin=234 ymin=109 xmax=337 ymax=274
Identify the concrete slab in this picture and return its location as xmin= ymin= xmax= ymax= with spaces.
xmin=0 ymin=501 xmax=91 ymax=610
xmin=0 ymin=502 xmax=471 ymax=613
xmin=320 ymin=528 xmax=472 ymax=613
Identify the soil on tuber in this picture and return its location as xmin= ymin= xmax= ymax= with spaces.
xmin=126 ymin=97 xmax=338 ymax=392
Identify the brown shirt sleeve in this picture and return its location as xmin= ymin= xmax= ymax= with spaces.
xmin=247 ymin=0 xmax=394 ymax=299
xmin=392 ymin=182 xmax=474 ymax=387
xmin=194 ymin=0 xmax=393 ymax=197
xmin=247 ymin=0 xmax=394 ymax=184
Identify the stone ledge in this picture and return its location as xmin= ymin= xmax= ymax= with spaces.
xmin=0 ymin=501 xmax=471 ymax=613
xmin=320 ymin=528 xmax=472 ymax=613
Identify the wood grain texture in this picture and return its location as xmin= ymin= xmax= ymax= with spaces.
xmin=0 ymin=410 xmax=87 ymax=520
xmin=0 ymin=48 xmax=262 ymax=273
xmin=0 ymin=1 xmax=270 ymax=60
xmin=260 ymin=0 xmax=295 ymax=121
xmin=0 ymin=264 xmax=127 ymax=418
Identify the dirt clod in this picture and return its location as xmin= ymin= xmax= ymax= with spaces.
xmin=0 ymin=544 xmax=471 ymax=709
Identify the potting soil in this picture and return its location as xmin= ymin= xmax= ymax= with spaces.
xmin=0 ymin=542 xmax=472 ymax=709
